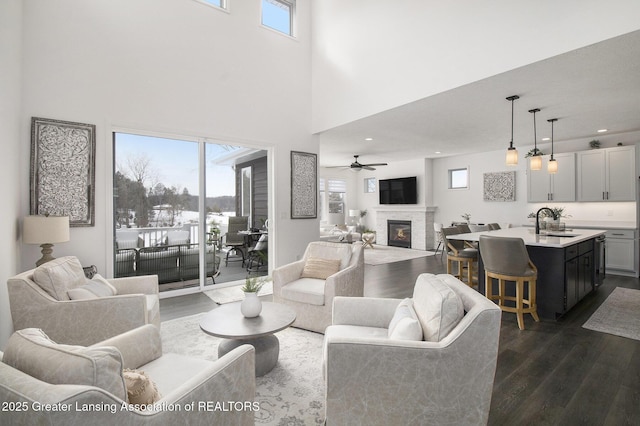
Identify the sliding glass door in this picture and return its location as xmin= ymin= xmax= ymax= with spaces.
xmin=113 ymin=132 xmax=268 ymax=294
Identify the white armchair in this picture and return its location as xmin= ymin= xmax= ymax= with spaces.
xmin=323 ymin=273 xmax=502 ymax=425
xmin=273 ymin=241 xmax=364 ymax=334
xmin=0 ymin=325 xmax=255 ymax=426
xmin=8 ymin=256 xmax=160 ymax=346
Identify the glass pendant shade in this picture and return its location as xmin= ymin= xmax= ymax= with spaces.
xmin=505 ymin=95 xmax=520 ymax=166
xmin=548 ymin=158 xmax=558 ymax=174
xmin=530 ymin=155 xmax=542 ymax=171
xmin=506 ymin=148 xmax=518 ymax=165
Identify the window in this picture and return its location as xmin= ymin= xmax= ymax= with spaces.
xmin=319 ymin=178 xmax=347 ymax=224
xmin=198 ymin=0 xmax=227 ymax=10
xmin=261 ymin=0 xmax=295 ymax=36
xmin=449 ymin=168 xmax=469 ymax=189
xmin=365 ymin=177 xmax=376 ymax=193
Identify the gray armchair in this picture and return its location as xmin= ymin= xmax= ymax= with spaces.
xmin=273 ymin=241 xmax=364 ymax=334
xmin=8 ymin=256 xmax=160 ymax=346
xmin=323 ymin=273 xmax=501 ymax=425
xmin=0 ymin=325 xmax=255 ymax=426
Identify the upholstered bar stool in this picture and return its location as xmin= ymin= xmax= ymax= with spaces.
xmin=479 ymin=235 xmax=539 ymax=330
xmin=441 ymin=227 xmax=478 ymax=287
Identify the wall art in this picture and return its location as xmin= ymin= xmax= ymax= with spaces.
xmin=483 ymin=171 xmax=516 ymax=202
xmin=30 ymin=117 xmax=96 ymax=226
xmin=290 ymin=151 xmax=317 ymax=219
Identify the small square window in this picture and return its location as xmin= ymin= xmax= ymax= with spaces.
xmin=365 ymin=178 xmax=376 ymax=193
xmin=449 ymin=168 xmax=468 ymax=189
xmin=262 ymin=0 xmax=295 ymax=36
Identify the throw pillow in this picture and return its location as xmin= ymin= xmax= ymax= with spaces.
xmin=3 ymin=328 xmax=127 ymax=401
xmin=388 ymin=298 xmax=423 ymax=341
xmin=123 ymin=369 xmax=162 ymax=405
xmin=32 ymin=256 xmax=87 ymax=301
xmin=412 ymin=274 xmax=464 ymax=342
xmin=68 ymin=274 xmax=117 ymax=300
xmin=300 ymin=257 xmax=341 ymax=280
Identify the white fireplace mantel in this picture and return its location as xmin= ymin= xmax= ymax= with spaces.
xmin=373 ymin=206 xmax=437 ymax=251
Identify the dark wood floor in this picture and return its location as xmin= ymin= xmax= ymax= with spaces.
xmin=160 ymin=253 xmax=640 ymax=425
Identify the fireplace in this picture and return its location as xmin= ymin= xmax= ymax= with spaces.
xmin=388 ymin=220 xmax=412 ymax=248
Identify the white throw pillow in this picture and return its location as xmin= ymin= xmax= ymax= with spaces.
xmin=412 ymin=274 xmax=464 ymax=342
xmin=67 ymin=274 xmax=117 ymax=300
xmin=388 ymin=298 xmax=423 ymax=341
xmin=301 ymin=257 xmax=341 ymax=280
xmin=32 ymin=256 xmax=87 ymax=301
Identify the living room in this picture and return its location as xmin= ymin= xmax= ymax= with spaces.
xmin=2 ymin=1 xmax=640 ymax=424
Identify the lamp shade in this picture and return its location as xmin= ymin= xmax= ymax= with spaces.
xmin=530 ymin=155 xmax=542 ymax=171
xmin=348 ymin=210 xmax=361 ymax=217
xmin=547 ymin=159 xmax=558 ymax=174
xmin=505 ymin=148 xmax=518 ymax=165
xmin=23 ymin=215 xmax=70 ymax=244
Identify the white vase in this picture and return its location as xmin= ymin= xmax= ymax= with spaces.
xmin=241 ymin=292 xmax=262 ymax=318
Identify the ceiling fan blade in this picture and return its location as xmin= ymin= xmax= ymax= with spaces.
xmin=325 ymin=165 xmax=350 ymax=168
xmin=362 ymin=166 xmax=376 ymax=171
xmin=361 ymin=162 xmax=388 ymax=167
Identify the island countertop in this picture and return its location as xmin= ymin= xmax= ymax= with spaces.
xmin=447 ymin=227 xmax=606 ymax=248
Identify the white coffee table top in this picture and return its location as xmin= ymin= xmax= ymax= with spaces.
xmin=200 ymin=301 xmax=296 ymax=339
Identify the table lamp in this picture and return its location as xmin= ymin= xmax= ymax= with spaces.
xmin=23 ymin=215 xmax=70 ymax=266
xmin=349 ymin=209 xmax=361 ymax=226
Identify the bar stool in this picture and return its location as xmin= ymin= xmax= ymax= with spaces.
xmin=433 ymin=223 xmax=444 ymax=257
xmin=479 ymin=235 xmax=539 ymax=330
xmin=441 ymin=226 xmax=478 ymax=287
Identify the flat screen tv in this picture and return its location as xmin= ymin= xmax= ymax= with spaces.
xmin=379 ymin=176 xmax=417 ymax=204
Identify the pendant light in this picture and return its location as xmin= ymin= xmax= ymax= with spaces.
xmin=529 ymin=108 xmax=542 ymax=170
xmin=547 ymin=118 xmax=558 ymax=174
xmin=505 ymin=95 xmax=520 ymax=165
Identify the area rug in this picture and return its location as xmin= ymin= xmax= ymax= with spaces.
xmin=205 ymin=280 xmax=273 ymax=304
xmin=582 ymin=287 xmax=640 ymax=341
xmin=364 ymin=245 xmax=434 ymax=265
xmin=161 ymin=313 xmax=325 ymax=425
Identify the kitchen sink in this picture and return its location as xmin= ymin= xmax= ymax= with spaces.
xmin=543 ymin=233 xmax=581 ymax=238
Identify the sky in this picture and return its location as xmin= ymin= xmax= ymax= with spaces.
xmin=114 ymin=133 xmax=237 ymax=198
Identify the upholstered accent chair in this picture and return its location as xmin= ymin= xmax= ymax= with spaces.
xmin=323 ymin=273 xmax=501 ymax=426
xmin=273 ymin=241 xmax=364 ymax=334
xmin=0 ymin=325 xmax=255 ymax=426
xmin=8 ymin=256 xmax=160 ymax=346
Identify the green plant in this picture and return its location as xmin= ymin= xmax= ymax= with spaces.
xmin=241 ymin=276 xmax=265 ymax=293
xmin=525 ymin=148 xmax=544 ymax=158
xmin=461 ymin=213 xmax=471 ymax=222
xmin=359 ymin=210 xmax=368 ymax=218
xmin=589 ymin=139 xmax=601 ymax=149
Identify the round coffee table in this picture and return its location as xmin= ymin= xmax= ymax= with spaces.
xmin=199 ymin=301 xmax=296 ymax=376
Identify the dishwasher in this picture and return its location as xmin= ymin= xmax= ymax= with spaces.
xmin=594 ymin=235 xmax=606 ymax=287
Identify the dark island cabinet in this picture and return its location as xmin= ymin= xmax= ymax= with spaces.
xmin=564 ymin=239 xmax=594 ymax=311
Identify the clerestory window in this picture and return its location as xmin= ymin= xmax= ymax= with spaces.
xmin=261 ymin=0 xmax=295 ymax=36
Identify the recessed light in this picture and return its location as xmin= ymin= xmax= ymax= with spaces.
xmin=597 ymin=129 xmax=608 ymax=133
xmin=435 ymin=151 xmax=441 ymax=154
xmin=365 ymin=137 xmax=373 ymax=141
xmin=542 ymin=137 xmax=550 ymax=141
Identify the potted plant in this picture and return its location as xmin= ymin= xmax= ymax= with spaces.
xmin=240 ymin=276 xmax=265 ymax=318
xmin=461 ymin=213 xmax=471 ymax=223
xmin=525 ymin=148 xmax=544 ymax=157
xmin=589 ymin=140 xmax=601 ymax=149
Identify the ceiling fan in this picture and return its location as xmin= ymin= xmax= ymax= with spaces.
xmin=328 ymin=155 xmax=388 ymax=171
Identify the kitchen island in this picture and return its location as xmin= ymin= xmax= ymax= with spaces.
xmin=448 ymin=227 xmax=606 ymax=319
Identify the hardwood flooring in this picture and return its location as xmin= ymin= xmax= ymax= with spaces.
xmin=160 ymin=252 xmax=640 ymax=425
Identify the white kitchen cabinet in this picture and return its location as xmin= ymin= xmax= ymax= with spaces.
xmin=577 ymin=145 xmax=635 ymax=201
xmin=527 ymin=153 xmax=575 ymax=202
xmin=605 ymin=229 xmax=636 ymax=274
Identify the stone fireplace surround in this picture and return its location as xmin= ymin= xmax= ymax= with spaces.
xmin=374 ymin=206 xmax=437 ymax=251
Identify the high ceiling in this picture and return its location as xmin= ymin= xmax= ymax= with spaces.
xmin=318 ymin=30 xmax=640 ymax=168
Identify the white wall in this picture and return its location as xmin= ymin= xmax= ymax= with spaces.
xmin=311 ymin=0 xmax=640 ymax=133
xmin=0 ymin=0 xmax=23 ymax=348
xmin=18 ymin=0 xmax=315 ymax=274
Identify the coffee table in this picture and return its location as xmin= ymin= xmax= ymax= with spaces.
xmin=199 ymin=301 xmax=296 ymax=376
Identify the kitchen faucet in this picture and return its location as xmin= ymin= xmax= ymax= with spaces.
xmin=535 ymin=207 xmax=559 ymax=235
